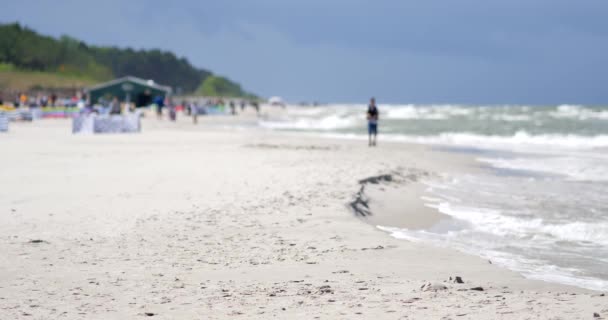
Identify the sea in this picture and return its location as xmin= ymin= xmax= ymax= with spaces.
xmin=257 ymin=104 xmax=608 ymax=292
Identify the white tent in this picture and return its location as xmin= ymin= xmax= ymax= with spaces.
xmin=268 ymin=96 xmax=285 ymax=106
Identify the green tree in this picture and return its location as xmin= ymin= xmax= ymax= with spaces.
xmin=196 ymin=75 xmax=249 ymax=97
xmin=0 ymin=23 xmax=253 ymax=95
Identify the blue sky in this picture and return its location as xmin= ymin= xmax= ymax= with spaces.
xmin=2 ymin=0 xmax=607 ymax=104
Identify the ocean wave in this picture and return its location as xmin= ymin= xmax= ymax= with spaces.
xmin=262 ymin=104 xmax=608 ymax=138
xmin=385 ymin=105 xmax=447 ymax=120
xmin=549 ymin=104 xmax=608 ymax=120
xmin=430 ymin=202 xmax=608 ymax=246
xmin=477 ymin=155 xmax=608 ymax=181
xmin=316 ymin=131 xmax=608 ymax=155
xmin=258 ymin=114 xmax=358 ymax=130
xmin=285 ymin=107 xmax=327 ymax=116
xmin=378 ymin=225 xmax=608 ymax=291
xmin=540 ymin=222 xmax=608 ymax=246
xmin=260 ymin=104 xmax=608 ymax=151
xmin=488 ymin=114 xmax=532 ymax=122
xmin=399 ymin=131 xmax=608 ymax=150
xmin=383 ymin=104 xmax=475 ymax=120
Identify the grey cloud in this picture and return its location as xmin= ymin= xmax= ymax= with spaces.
xmin=1 ymin=0 xmax=607 ymax=103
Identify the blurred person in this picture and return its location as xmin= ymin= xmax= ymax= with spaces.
xmin=251 ymin=101 xmax=260 ymax=115
xmin=50 ymin=93 xmax=57 ymax=106
xmin=109 ymin=97 xmax=121 ymax=115
xmin=366 ymin=97 xmax=379 ymax=147
xmin=168 ymin=99 xmax=176 ymax=121
xmin=20 ymin=93 xmax=27 ymax=106
xmin=191 ymin=102 xmax=198 ymax=124
xmin=229 ymin=101 xmax=236 ymax=115
xmin=154 ymin=95 xmax=165 ymax=119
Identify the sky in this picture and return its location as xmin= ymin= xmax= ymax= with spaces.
xmin=1 ymin=0 xmax=607 ymax=104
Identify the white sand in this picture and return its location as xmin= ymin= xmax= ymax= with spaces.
xmin=0 ymin=113 xmax=606 ymax=319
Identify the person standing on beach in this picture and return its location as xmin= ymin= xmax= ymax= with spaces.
xmin=168 ymin=100 xmax=176 ymax=121
xmin=154 ymin=95 xmax=164 ymax=119
xmin=191 ymin=102 xmax=198 ymax=124
xmin=50 ymin=93 xmax=57 ymax=107
xmin=367 ymin=97 xmax=379 ymax=146
xmin=229 ymin=101 xmax=236 ymax=115
xmin=251 ymin=101 xmax=260 ymax=116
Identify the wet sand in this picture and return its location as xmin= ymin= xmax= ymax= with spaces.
xmin=0 ymin=112 xmax=606 ymax=319
xmin=355 ymin=177 xmax=448 ymax=230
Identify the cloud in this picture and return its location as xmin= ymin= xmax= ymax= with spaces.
xmin=1 ymin=0 xmax=607 ymax=103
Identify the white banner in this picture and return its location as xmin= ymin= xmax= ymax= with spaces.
xmin=72 ymin=115 xmax=95 ymax=134
xmin=0 ymin=113 xmax=8 ymax=132
xmin=30 ymin=108 xmax=43 ymax=120
xmin=6 ymin=110 xmax=33 ymax=121
xmin=73 ymin=114 xmax=141 ymax=134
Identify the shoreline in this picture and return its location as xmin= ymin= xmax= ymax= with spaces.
xmin=0 ymin=117 xmax=605 ymax=319
xmin=350 ymin=171 xmax=449 ymax=230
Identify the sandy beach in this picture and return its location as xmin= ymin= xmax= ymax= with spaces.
xmin=1 ymin=113 xmax=606 ymax=319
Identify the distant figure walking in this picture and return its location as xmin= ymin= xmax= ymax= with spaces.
xmin=229 ymin=101 xmax=236 ymax=115
xmin=168 ymin=103 xmax=176 ymax=121
xmin=251 ymin=101 xmax=260 ymax=116
xmin=367 ymin=97 xmax=379 ymax=146
xmin=191 ymin=103 xmax=198 ymax=124
xmin=154 ymin=95 xmax=165 ymax=119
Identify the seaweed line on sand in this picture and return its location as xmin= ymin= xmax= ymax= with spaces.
xmin=348 ymin=169 xmax=431 ymax=217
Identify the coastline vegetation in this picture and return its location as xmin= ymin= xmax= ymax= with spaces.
xmin=0 ymin=23 xmax=254 ymax=98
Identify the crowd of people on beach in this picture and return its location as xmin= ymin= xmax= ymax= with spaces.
xmin=157 ymin=98 xmax=261 ymax=123
xmin=0 ymin=91 xmax=87 ymax=109
xmin=0 ymin=89 xmax=262 ymax=121
xmin=2 ymin=89 xmax=381 ymax=147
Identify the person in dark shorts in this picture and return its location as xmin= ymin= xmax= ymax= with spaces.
xmin=154 ymin=95 xmax=165 ymax=119
xmin=367 ymin=97 xmax=379 ymax=146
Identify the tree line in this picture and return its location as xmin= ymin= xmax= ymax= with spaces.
xmin=0 ymin=23 xmax=254 ymax=97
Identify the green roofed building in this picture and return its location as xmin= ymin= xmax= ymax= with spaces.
xmin=87 ymin=76 xmax=172 ymax=107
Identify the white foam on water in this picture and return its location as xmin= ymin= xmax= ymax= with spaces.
xmin=431 ymin=201 xmax=608 ymax=247
xmin=285 ymin=107 xmax=326 ymax=116
xmin=258 ymin=114 xmax=359 ymax=130
xmin=489 ymin=114 xmax=533 ymax=122
xmin=273 ymin=104 xmax=608 ymax=292
xmin=318 ymin=131 xmax=608 ymax=152
xmin=384 ymin=105 xmax=448 ymax=120
xmin=377 ymin=223 xmax=608 ymax=291
xmin=372 ymin=104 xmax=477 ymax=120
xmin=405 ymin=173 xmax=608 ymax=291
xmin=550 ymin=104 xmax=608 ymax=120
xmin=539 ymin=222 xmax=608 ymax=246
xmin=404 ymin=131 xmax=608 ymax=150
xmin=477 ymin=155 xmax=608 ymax=181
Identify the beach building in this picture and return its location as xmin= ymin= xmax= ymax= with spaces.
xmin=86 ymin=76 xmax=172 ymax=107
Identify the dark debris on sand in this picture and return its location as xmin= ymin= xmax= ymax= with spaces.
xmin=27 ymin=239 xmax=48 ymax=244
xmin=349 ymin=170 xmax=431 ymax=217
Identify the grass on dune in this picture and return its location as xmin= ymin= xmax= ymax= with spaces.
xmin=0 ymin=64 xmax=98 ymax=92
